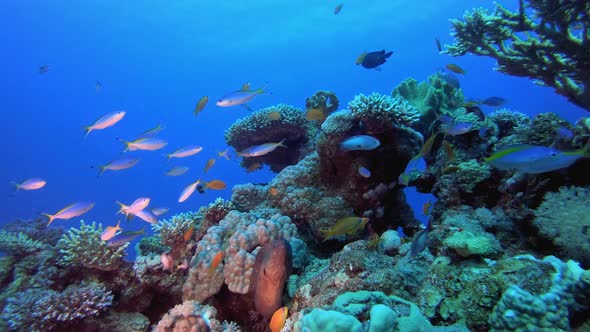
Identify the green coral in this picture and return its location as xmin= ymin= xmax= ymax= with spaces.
xmin=0 ymin=231 xmax=46 ymax=256
xmin=533 ymin=186 xmax=590 ymax=267
xmin=392 ymin=73 xmax=464 ymax=129
xmin=447 ymin=1 xmax=590 ymax=111
xmin=224 ymin=104 xmax=314 ymax=172
xmin=526 ymin=112 xmax=573 ymax=146
xmin=455 ymin=159 xmax=492 ymax=193
xmin=348 ymin=92 xmax=421 ymax=128
xmin=57 ymin=220 xmax=127 ymax=271
xmin=135 ymin=236 xmax=167 ymax=256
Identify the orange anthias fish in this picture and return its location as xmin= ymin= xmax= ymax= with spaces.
xmin=204 ymin=158 xmax=216 ymax=173
xmin=422 ymin=200 xmax=432 ymax=216
xmin=268 ymin=187 xmax=279 ymax=197
xmin=269 ymin=307 xmax=288 ymax=332
xmin=205 ymin=180 xmax=227 ymax=190
xmin=208 ymin=251 xmax=224 ymax=274
xmin=101 ymin=219 xmax=122 ymax=241
xmin=183 ymin=226 xmax=194 ymax=242
xmin=246 ymin=162 xmax=262 ymax=173
xmin=194 ymin=96 xmax=209 ymax=116
xmin=445 ymin=64 xmax=465 ymax=74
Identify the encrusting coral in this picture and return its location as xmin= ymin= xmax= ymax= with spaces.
xmin=447 ymin=0 xmax=590 ymax=111
xmin=57 ymin=220 xmax=128 ymax=271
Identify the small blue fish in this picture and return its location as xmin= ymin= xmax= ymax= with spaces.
xmin=358 ymin=166 xmax=371 ymax=178
xmin=107 ymin=227 xmax=146 ymax=247
xmin=340 ymin=135 xmax=381 ymax=151
xmin=396 ymin=226 xmax=406 ymax=238
xmin=444 ymin=122 xmax=474 ymax=136
xmin=485 ymin=144 xmax=590 ymax=174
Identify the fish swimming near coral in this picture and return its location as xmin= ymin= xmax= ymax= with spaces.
xmin=246 ymin=162 xmax=262 ymax=172
xmin=340 ymin=135 xmax=380 ymax=151
xmin=445 ymin=63 xmax=465 ymax=74
xmin=204 ymin=180 xmax=227 ymax=190
xmin=269 ymin=307 xmax=288 ymax=332
xmin=194 ymin=96 xmax=209 ymax=116
xmin=151 ymin=207 xmax=169 ymax=217
xmin=116 ymin=197 xmax=150 ymax=217
xmin=443 ymin=122 xmax=474 ymax=136
xmin=96 ymin=157 xmax=139 ymax=177
xmin=442 ymin=141 xmax=455 ymax=161
xmin=12 ymin=178 xmax=46 ymax=191
xmin=106 ymin=227 xmax=145 ymax=247
xmin=166 ymin=145 xmax=203 ymax=160
xmin=357 ymin=50 xmax=393 ymax=69
xmin=422 ymin=200 xmax=432 ymax=216
xmin=120 ymin=137 xmax=168 ymax=152
xmin=216 ymin=87 xmax=266 ymax=107
xmin=208 ymin=251 xmax=224 ymax=275
xmin=250 ymin=239 xmax=292 ymax=319
xmin=165 ymin=166 xmax=189 ymax=176
xmin=217 ymin=149 xmax=231 ymax=160
xmin=320 ymin=217 xmax=369 ymax=242
xmin=101 ymin=219 xmax=122 ymax=241
xmin=484 ymin=143 xmax=590 ymax=174
xmin=435 ymin=38 xmax=442 ymax=52
xmin=410 ymin=227 xmax=429 ymax=257
xmin=43 ymin=201 xmax=95 ymax=226
xmin=85 ymin=111 xmax=126 ymax=137
xmin=183 ymin=226 xmax=194 ymax=242
xmin=178 ymin=179 xmax=201 ymax=203
xmin=131 ymin=208 xmax=158 ymax=224
xmin=238 ymin=139 xmax=287 ymax=157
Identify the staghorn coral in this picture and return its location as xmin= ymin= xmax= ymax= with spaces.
xmin=2 ymin=281 xmax=113 ymax=332
xmin=348 ymin=92 xmax=421 ymax=128
xmin=57 ymin=220 xmax=127 ymax=271
xmin=0 ymin=231 xmax=46 ymax=256
xmin=533 ymin=186 xmax=590 ymax=267
xmin=447 ymin=1 xmax=590 ymax=111
xmin=224 ymin=104 xmax=314 ymax=172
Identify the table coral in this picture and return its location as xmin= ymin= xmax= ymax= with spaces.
xmin=224 ymin=104 xmax=314 ymax=172
xmin=447 ymin=1 xmax=590 ymax=111
xmin=57 ymin=220 xmax=128 ymax=271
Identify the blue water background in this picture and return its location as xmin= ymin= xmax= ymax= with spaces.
xmin=1 ymin=1 xmax=586 ymax=245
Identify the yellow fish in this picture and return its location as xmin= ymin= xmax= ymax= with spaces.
xmin=355 ymin=52 xmax=367 ymax=65
xmin=320 ymin=217 xmax=369 ymax=242
xmin=194 ymin=96 xmax=209 ymax=116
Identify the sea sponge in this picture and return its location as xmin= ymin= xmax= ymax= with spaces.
xmin=224 ymin=104 xmax=314 ymax=172
xmin=57 ymin=220 xmax=127 ymax=271
xmin=533 ymin=186 xmax=590 ymax=267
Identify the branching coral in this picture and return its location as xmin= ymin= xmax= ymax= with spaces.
xmin=533 ymin=186 xmax=590 ymax=267
xmin=152 ymin=211 xmax=197 ymax=259
xmin=0 ymin=231 xmax=46 ymax=256
xmin=447 ymin=1 xmax=590 ymax=111
xmin=2 ymin=281 xmax=113 ymax=332
xmin=57 ymin=220 xmax=127 ymax=271
xmin=224 ymin=104 xmax=314 ymax=172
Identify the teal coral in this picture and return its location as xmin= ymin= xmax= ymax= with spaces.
xmin=533 ymin=186 xmax=590 ymax=267
xmin=454 ymin=159 xmax=492 ymax=194
xmin=447 ymin=2 xmax=590 ymax=111
xmin=57 ymin=220 xmax=127 ymax=271
xmin=0 ymin=231 xmax=46 ymax=256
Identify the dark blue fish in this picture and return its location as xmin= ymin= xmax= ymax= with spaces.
xmin=410 ymin=228 xmax=429 ymax=257
xmin=444 ymin=122 xmax=474 ymax=136
xmin=107 ymin=227 xmax=145 ymax=247
xmin=360 ymin=50 xmax=393 ymax=69
xmin=482 ymin=96 xmax=506 ymax=106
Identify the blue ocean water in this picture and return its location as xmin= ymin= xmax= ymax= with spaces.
xmin=1 ymin=0 xmax=586 ymax=238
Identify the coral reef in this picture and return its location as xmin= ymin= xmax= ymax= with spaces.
xmin=0 ymin=231 xmax=46 ymax=256
xmin=153 ymin=300 xmax=225 ymax=332
xmin=2 ymin=281 xmax=113 ymax=332
xmin=348 ymin=92 xmax=421 ymax=128
xmin=152 ymin=211 xmax=198 ymax=259
xmin=447 ymin=1 xmax=590 ymax=111
xmin=57 ymin=220 xmax=128 ymax=271
xmin=305 ymin=90 xmax=339 ymax=119
xmin=533 ymin=186 xmax=590 ymax=267
xmin=224 ymin=104 xmax=314 ymax=172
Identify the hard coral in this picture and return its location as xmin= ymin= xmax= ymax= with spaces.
xmin=224 ymin=104 xmax=314 ymax=172
xmin=153 ymin=300 xmax=227 ymax=332
xmin=348 ymin=92 xmax=421 ymax=129
xmin=57 ymin=220 xmax=127 ymax=271
xmin=2 ymin=281 xmax=113 ymax=332
xmin=305 ymin=90 xmax=339 ymax=118
xmin=0 ymin=231 xmax=46 ymax=256
xmin=153 ymin=211 xmax=198 ymax=259
xmin=533 ymin=186 xmax=590 ymax=267
xmin=447 ymin=1 xmax=590 ymax=111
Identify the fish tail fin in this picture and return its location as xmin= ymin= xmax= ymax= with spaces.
xmin=43 ymin=213 xmax=55 ymax=226
xmin=138 ymin=226 xmax=146 ymax=234
xmin=97 ymin=166 xmax=107 ymax=177
xmin=11 ymin=182 xmax=20 ymax=191
xmin=83 ymin=127 xmax=92 ymax=138
xmin=116 ymin=138 xmax=130 ymax=152
xmin=384 ymin=51 xmax=393 ymax=58
xmin=278 ymin=138 xmax=287 ymax=148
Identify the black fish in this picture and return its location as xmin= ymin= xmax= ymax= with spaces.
xmin=435 ymin=38 xmax=442 ymax=52
xmin=410 ymin=228 xmax=429 ymax=257
xmin=361 ymin=50 xmax=393 ymax=69
xmin=482 ymin=96 xmax=506 ymax=106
